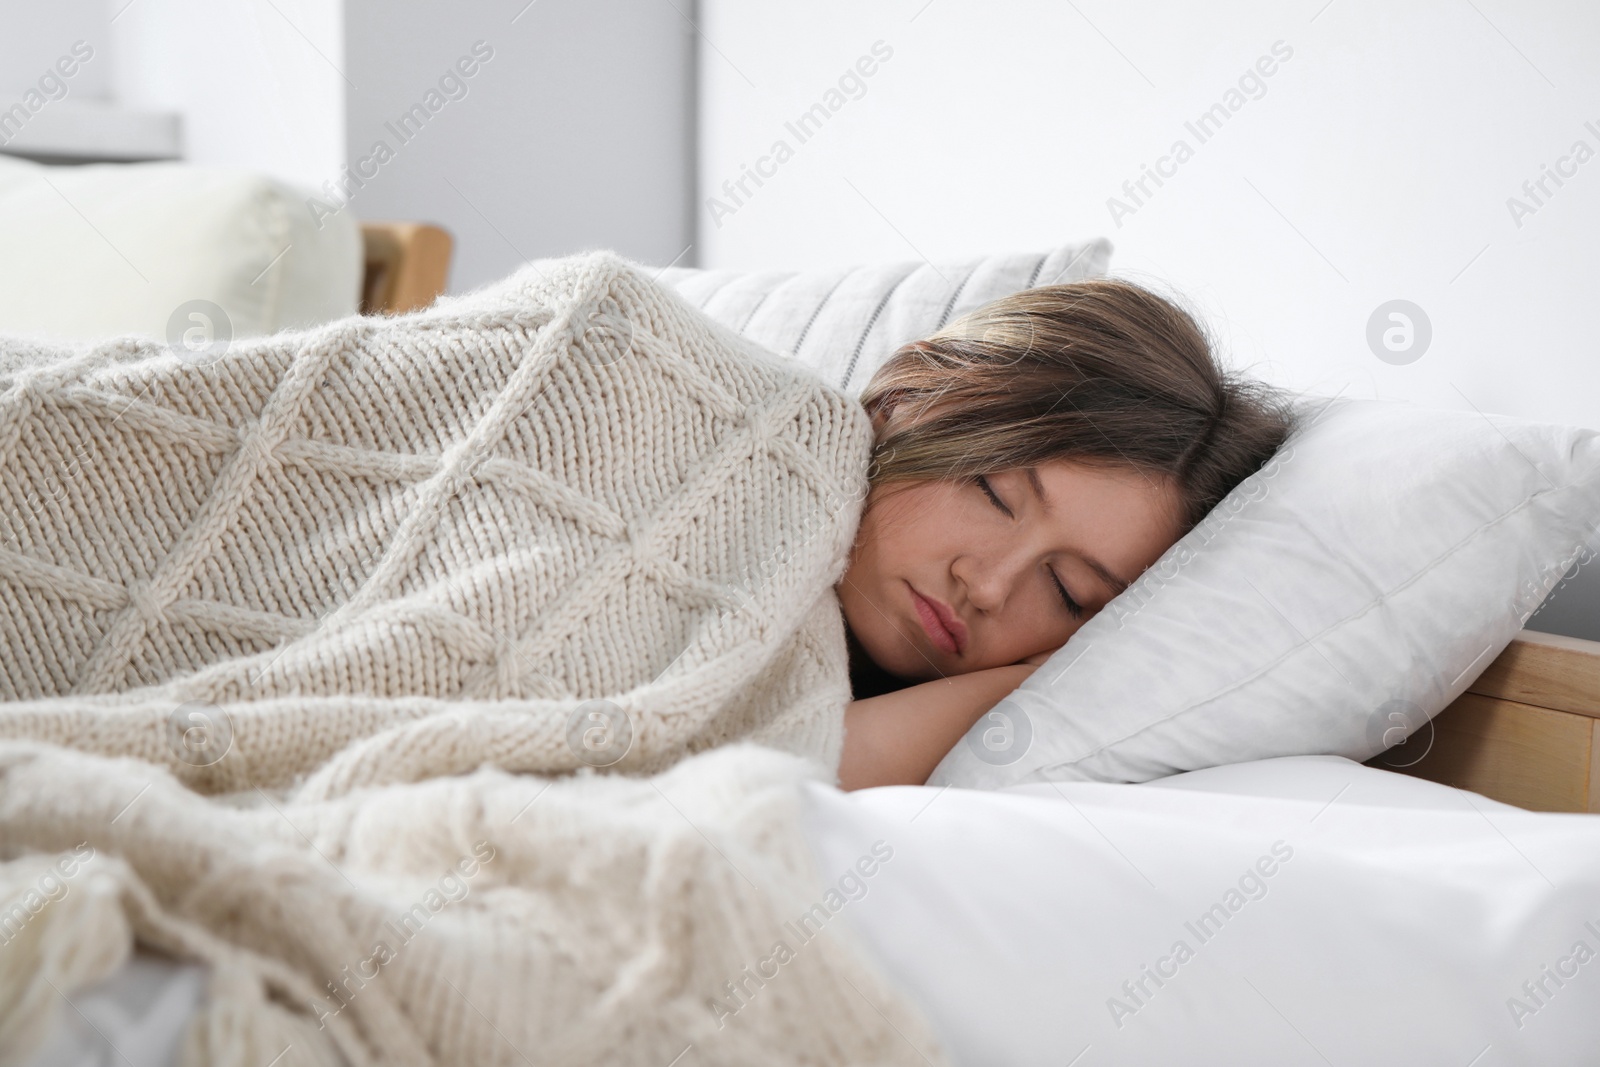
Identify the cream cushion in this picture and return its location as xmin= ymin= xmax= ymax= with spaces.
xmin=0 ymin=154 xmax=361 ymax=344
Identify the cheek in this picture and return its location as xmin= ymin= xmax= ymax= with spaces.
xmin=970 ymin=610 xmax=1077 ymax=672
xmin=862 ymin=488 xmax=949 ymax=556
xmin=842 ymin=501 xmax=901 ymax=594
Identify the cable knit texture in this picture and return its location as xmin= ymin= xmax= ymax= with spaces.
xmin=0 ymin=249 xmax=871 ymax=788
xmin=0 ymin=251 xmax=947 ymax=1066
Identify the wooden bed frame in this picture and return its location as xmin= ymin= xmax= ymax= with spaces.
xmin=1368 ymin=629 xmax=1600 ymax=812
xmin=359 ymin=221 xmax=454 ymax=315
xmin=351 ymin=223 xmax=1600 ymax=815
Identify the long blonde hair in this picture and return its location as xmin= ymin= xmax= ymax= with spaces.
xmin=858 ymin=278 xmax=1295 ymax=531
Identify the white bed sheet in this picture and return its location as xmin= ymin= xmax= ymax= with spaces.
xmin=21 ymin=756 xmax=1600 ymax=1066
xmin=801 ymin=755 xmax=1600 ymax=1066
xmin=19 ymin=951 xmax=204 ymax=1067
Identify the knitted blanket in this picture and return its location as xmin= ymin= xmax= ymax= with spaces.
xmin=0 ymin=252 xmax=948 ymax=1066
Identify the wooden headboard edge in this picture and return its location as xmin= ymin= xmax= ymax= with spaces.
xmin=359 ymin=221 xmax=454 ymax=317
xmin=1385 ymin=628 xmax=1600 ymax=812
xmin=1468 ymin=629 xmax=1600 ymax=718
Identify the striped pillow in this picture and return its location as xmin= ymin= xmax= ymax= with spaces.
xmin=656 ymin=240 xmax=1111 ymax=395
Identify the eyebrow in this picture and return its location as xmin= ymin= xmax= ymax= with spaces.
xmin=1022 ymin=465 xmax=1133 ymax=598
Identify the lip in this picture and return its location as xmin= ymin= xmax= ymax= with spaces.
xmin=909 ymin=583 xmax=967 ymax=656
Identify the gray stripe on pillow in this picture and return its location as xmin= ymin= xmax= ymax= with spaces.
xmin=1024 ymin=253 xmax=1047 ymax=290
xmin=737 ymin=280 xmax=782 ymax=333
xmin=934 ymin=261 xmax=979 ymax=332
xmin=839 ymin=264 xmax=921 ymax=392
xmin=791 ymin=269 xmax=854 ymax=360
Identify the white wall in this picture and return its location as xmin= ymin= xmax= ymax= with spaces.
xmin=697 ymin=0 xmax=1600 ymax=433
xmin=341 ymin=0 xmax=697 ymax=291
xmin=0 ymin=2 xmax=110 ymax=99
xmin=108 ymin=0 xmax=346 ymax=188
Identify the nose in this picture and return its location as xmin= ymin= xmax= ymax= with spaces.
xmin=950 ymin=541 xmax=1031 ymax=618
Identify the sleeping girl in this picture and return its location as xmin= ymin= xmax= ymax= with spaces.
xmin=0 ymin=253 xmax=1291 ymax=800
xmin=835 ymin=278 xmax=1294 ymax=789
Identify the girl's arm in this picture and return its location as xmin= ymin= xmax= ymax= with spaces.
xmin=837 ymin=662 xmax=1039 ymax=790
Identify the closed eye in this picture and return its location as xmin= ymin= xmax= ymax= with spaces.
xmin=974 ymin=473 xmax=1012 ymax=517
xmin=1050 ymin=569 xmax=1084 ymax=620
xmin=973 ymin=474 xmax=1083 ymax=620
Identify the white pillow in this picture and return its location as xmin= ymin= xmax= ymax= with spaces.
xmin=928 ymin=395 xmax=1600 ymax=788
xmin=656 ymin=240 xmax=1111 ymax=394
xmin=0 ymin=155 xmax=362 ymax=344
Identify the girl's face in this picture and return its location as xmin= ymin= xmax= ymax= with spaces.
xmin=836 ymin=459 xmax=1184 ymax=682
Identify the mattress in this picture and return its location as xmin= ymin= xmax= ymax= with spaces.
xmin=20 ymin=756 xmax=1600 ymax=1066
xmin=802 ymin=754 xmax=1600 ymax=1066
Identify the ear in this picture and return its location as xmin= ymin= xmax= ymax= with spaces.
xmin=865 ymin=390 xmax=901 ymax=438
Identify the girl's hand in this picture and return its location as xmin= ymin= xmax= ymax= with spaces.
xmin=1018 ymin=647 xmax=1060 ymax=667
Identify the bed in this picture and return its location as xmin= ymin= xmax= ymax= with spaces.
xmin=4 ymin=222 xmax=1596 ymax=1064
xmin=16 ymin=622 xmax=1599 ymax=1067
xmin=804 ymin=752 xmax=1600 ymax=1065
xmin=1373 ymin=629 xmax=1600 ymax=812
